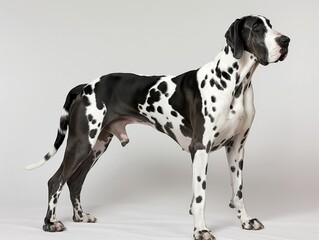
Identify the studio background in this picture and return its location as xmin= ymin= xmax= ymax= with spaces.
xmin=1 ymin=0 xmax=318 ymax=239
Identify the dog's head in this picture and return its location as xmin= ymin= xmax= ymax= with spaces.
xmin=225 ymin=15 xmax=290 ymax=66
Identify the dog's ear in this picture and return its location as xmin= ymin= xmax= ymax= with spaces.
xmin=225 ymin=18 xmax=244 ymax=59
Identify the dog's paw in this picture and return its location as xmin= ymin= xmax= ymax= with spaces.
xmin=73 ymin=213 xmax=97 ymax=223
xmin=193 ymin=229 xmax=216 ymax=240
xmin=43 ymin=221 xmax=66 ymax=232
xmin=242 ymin=218 xmax=264 ymax=230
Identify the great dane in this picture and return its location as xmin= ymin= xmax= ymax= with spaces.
xmin=26 ymin=15 xmax=290 ymax=240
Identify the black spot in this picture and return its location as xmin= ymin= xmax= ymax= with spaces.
xmin=205 ymin=164 xmax=208 ymax=175
xmin=230 ymin=105 xmax=233 ymax=109
xmin=95 ymin=150 xmax=102 ymax=157
xmin=92 ymin=119 xmax=96 ymax=125
xmin=231 ymin=166 xmax=236 ymax=172
xmin=239 ymin=184 xmax=243 ymax=191
xmin=204 ymin=107 xmax=208 ymax=116
xmin=234 ymin=82 xmax=243 ymax=98
xmin=208 ymin=114 xmax=214 ymax=123
xmin=240 ymin=137 xmax=246 ymax=145
xmin=215 ymin=82 xmax=224 ymax=90
xmin=244 ymin=128 xmax=250 ymax=137
xmin=152 ymin=117 xmax=165 ymax=133
xmin=213 ymin=126 xmax=217 ymax=131
xmin=196 ymin=196 xmax=202 ymax=203
xmin=44 ymin=153 xmax=51 ymax=160
xmin=233 ymin=62 xmax=239 ymax=70
xmin=171 ymin=111 xmax=178 ymax=117
xmin=237 ymin=170 xmax=240 ymax=177
xmin=146 ymin=105 xmax=155 ymax=112
xmin=147 ymin=89 xmax=161 ymax=105
xmin=239 ymin=159 xmax=243 ymax=170
xmin=222 ymin=71 xmax=231 ymax=80
xmin=202 ymin=181 xmax=206 ymax=190
xmin=211 ymin=69 xmax=214 ymax=74
xmin=87 ymin=114 xmax=93 ymax=121
xmin=211 ymin=145 xmax=219 ymax=151
xmin=197 ymin=176 xmax=201 ymax=182
xmin=227 ymin=67 xmax=233 ymax=74
xmin=103 ymin=110 xmax=106 ymax=115
xmin=98 ymin=123 xmax=101 ymax=127
xmin=215 ymin=60 xmax=221 ymax=78
xmin=212 ymin=107 xmax=216 ymax=112
xmin=157 ymin=81 xmax=168 ymax=95
xmin=84 ymin=85 xmax=93 ymax=95
xmin=236 ymin=190 xmax=243 ymax=199
xmin=220 ymin=79 xmax=227 ymax=88
xmin=53 ymin=197 xmax=57 ymax=204
xmin=206 ymin=140 xmax=211 ymax=153
xmin=157 ymin=106 xmax=163 ymax=114
xmin=210 ymin=78 xmax=215 ymax=87
xmin=77 ymin=210 xmax=83 ymax=218
xmin=89 ymin=129 xmax=97 ymax=139
xmin=204 ymin=100 xmax=207 ymax=105
xmin=211 ymin=96 xmax=216 ymax=103
xmin=246 ymin=71 xmax=251 ymax=79
xmin=236 ymin=73 xmax=240 ymax=84
xmin=201 ymin=79 xmax=206 ymax=88
xmin=166 ymin=121 xmax=173 ymax=129
xmin=231 ymin=110 xmax=236 ymax=114
xmin=214 ymin=132 xmax=219 ymax=138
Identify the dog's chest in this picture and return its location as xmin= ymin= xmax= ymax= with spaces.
xmin=207 ymin=95 xmax=247 ymax=150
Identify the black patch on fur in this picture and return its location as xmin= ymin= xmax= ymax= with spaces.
xmin=239 ymin=159 xmax=243 ymax=170
xmin=157 ymin=81 xmax=168 ymax=95
xmin=89 ymin=129 xmax=97 ymax=139
xmin=236 ymin=190 xmax=243 ymax=199
xmin=157 ymin=106 xmax=163 ymax=114
xmin=222 ymin=71 xmax=231 ymax=80
xmin=196 ymin=196 xmax=202 ymax=203
xmin=84 ymin=85 xmax=93 ymax=95
xmin=171 ymin=111 xmax=178 ymax=117
xmin=202 ymin=181 xmax=206 ymax=190
xmin=233 ymin=62 xmax=239 ymax=70
xmin=234 ymin=82 xmax=243 ymax=98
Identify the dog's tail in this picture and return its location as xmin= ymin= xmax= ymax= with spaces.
xmin=24 ymin=84 xmax=87 ymax=170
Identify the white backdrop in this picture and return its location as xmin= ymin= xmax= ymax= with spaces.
xmin=1 ymin=0 xmax=318 ymax=240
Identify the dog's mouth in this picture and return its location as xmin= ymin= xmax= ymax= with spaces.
xmin=278 ymin=47 xmax=288 ymax=61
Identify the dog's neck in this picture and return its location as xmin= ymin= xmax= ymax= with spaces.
xmin=216 ymin=46 xmax=259 ymax=85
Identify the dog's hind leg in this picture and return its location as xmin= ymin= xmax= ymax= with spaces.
xmin=67 ymin=129 xmax=113 ymax=223
xmin=43 ymin=99 xmax=103 ymax=232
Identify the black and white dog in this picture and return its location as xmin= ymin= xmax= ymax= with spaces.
xmin=26 ymin=15 xmax=289 ymax=240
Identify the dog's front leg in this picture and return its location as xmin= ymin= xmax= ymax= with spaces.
xmin=226 ymin=132 xmax=264 ymax=230
xmin=190 ymin=145 xmax=215 ymax=240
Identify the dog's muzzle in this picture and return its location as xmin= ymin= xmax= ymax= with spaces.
xmin=277 ymin=35 xmax=290 ymax=61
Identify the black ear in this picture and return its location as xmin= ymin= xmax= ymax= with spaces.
xmin=225 ymin=18 xmax=244 ymax=59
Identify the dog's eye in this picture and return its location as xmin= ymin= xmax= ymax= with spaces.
xmin=253 ymin=24 xmax=261 ymax=32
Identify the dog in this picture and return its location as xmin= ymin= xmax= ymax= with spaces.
xmin=25 ymin=15 xmax=290 ymax=240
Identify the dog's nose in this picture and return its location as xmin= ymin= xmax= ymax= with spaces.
xmin=278 ymin=35 xmax=290 ymax=48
